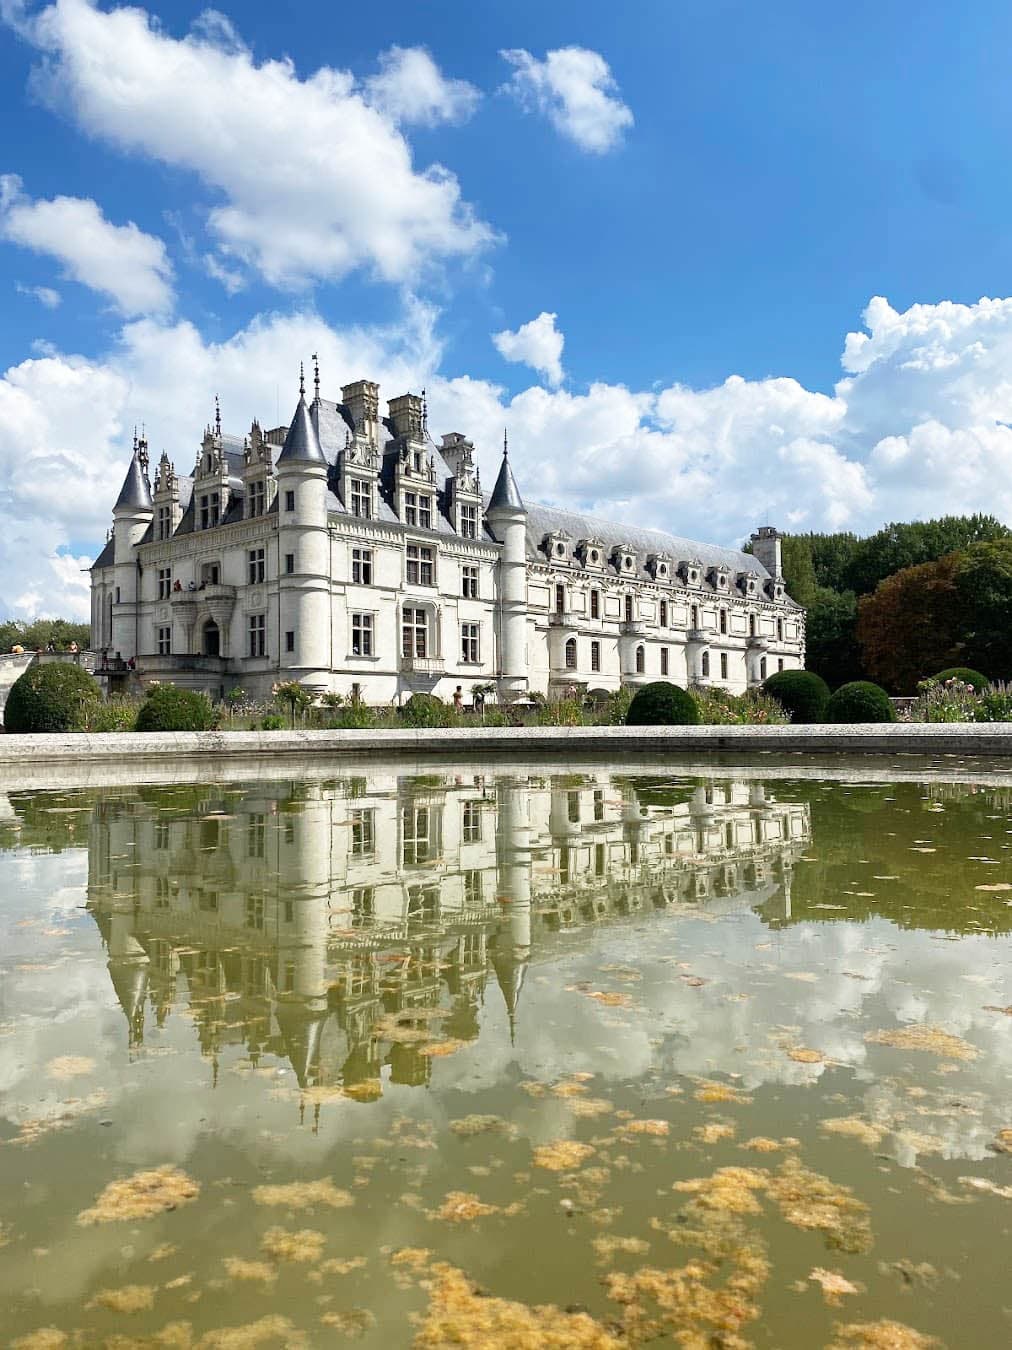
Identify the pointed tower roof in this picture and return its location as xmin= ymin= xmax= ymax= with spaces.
xmin=490 ymin=938 xmax=528 ymax=1046
xmin=277 ymin=393 xmax=326 ymax=466
xmin=113 ymin=448 xmax=153 ymax=512
xmin=487 ymin=435 xmax=524 ymax=514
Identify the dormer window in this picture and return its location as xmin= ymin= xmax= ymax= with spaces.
xmin=556 ymin=542 xmax=566 ymax=557
xmin=680 ymin=558 xmax=703 ymax=587
xmin=576 ymin=537 xmax=604 ymax=568
xmin=350 ymin=478 xmax=372 ymax=520
xmin=459 ymin=503 xmax=479 ymax=539
xmin=648 ymin=553 xmax=671 ymax=581
xmin=199 ymin=492 xmax=220 ymax=530
xmin=404 ymin=491 xmax=431 ymax=529
xmin=248 ymin=481 xmax=266 ymax=518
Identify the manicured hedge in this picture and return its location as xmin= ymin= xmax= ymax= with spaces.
xmin=400 ymin=692 xmax=451 ymax=728
xmin=625 ymin=681 xmax=700 ymax=726
xmin=932 ymin=667 xmax=989 ymax=692
xmin=762 ymin=669 xmax=830 ymax=723
xmin=825 ymin=680 xmax=896 ymax=724
xmin=3 ymin=663 xmax=101 ymax=733
xmin=135 ymin=684 xmax=217 ymax=732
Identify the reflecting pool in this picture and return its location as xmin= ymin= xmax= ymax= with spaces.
xmin=1 ymin=768 xmax=1010 ymax=1347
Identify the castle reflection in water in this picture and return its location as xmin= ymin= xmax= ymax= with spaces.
xmin=84 ymin=774 xmax=810 ymax=1098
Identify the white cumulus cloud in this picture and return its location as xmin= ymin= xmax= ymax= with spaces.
xmin=15 ymin=0 xmax=494 ymax=291
xmin=0 ymin=175 xmax=173 ymax=315
xmin=14 ymin=281 xmax=61 ymax=308
xmin=500 ymin=46 xmax=633 ymax=154
xmin=364 ymin=45 xmax=480 ymax=127
xmin=492 ymin=310 xmax=565 ymax=386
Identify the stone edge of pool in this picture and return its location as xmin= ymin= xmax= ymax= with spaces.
xmin=2 ymin=722 xmax=1012 ymax=763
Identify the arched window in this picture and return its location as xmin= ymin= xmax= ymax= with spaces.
xmin=719 ymin=609 xmax=727 ymax=635
xmin=202 ymin=619 xmax=220 ymax=657
xmin=565 ymin=637 xmax=577 ymax=669
xmin=635 ymin=645 xmax=645 ymax=673
xmin=659 ymin=600 xmax=668 ymax=627
xmin=701 ymin=651 xmax=710 ymax=678
xmin=624 ymin=594 xmax=634 ymax=623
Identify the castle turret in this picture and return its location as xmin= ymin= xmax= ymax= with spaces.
xmin=111 ymin=434 xmax=153 ymax=659
xmin=277 ymin=374 xmax=331 ymax=690
xmin=486 ymin=438 xmax=528 ymax=699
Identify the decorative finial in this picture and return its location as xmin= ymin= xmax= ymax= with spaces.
xmin=312 ymin=352 xmax=320 ymax=400
xmin=421 ymin=387 xmax=428 ymax=437
xmin=214 ymin=395 xmax=221 ymax=438
xmin=503 ymin=427 xmax=509 ymax=458
xmin=133 ymin=425 xmax=138 ymax=453
xmin=299 ymin=361 xmax=305 ymax=397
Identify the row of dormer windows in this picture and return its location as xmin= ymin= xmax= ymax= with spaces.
xmin=554 ymin=587 xmax=789 ymax=639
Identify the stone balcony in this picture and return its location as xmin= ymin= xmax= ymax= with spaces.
xmin=687 ymin=628 xmax=710 ymax=643
xmin=619 ymin=621 xmax=648 ymax=638
xmin=400 ymin=655 xmax=443 ymax=677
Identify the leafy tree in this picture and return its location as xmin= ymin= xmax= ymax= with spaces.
xmin=856 ymin=554 xmax=962 ymax=692
xmin=805 ymin=587 xmax=863 ymax=687
xmin=952 ymin=539 xmax=1012 ymax=679
xmin=0 ymin=618 xmax=90 ymax=652
xmin=843 ymin=515 xmax=1009 ymax=596
xmin=805 ymin=532 xmax=861 ymax=592
xmin=779 ymin=536 xmax=817 ymax=607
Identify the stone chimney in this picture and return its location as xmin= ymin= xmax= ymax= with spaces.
xmin=341 ymin=380 xmax=380 ymax=446
xmin=387 ymin=393 xmax=424 ymax=443
xmin=750 ymin=525 xmax=782 ymax=579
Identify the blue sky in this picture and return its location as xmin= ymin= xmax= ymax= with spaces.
xmin=4 ymin=0 xmax=1012 ymax=618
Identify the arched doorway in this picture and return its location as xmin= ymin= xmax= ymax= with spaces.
xmin=202 ymin=620 xmax=220 ymax=657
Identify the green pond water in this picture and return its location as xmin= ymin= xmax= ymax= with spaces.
xmin=0 ymin=767 xmax=1011 ymax=1348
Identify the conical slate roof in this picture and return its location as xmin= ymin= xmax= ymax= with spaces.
xmin=113 ymin=449 xmax=153 ymax=512
xmin=277 ymin=394 xmax=326 ymax=465
xmin=487 ymin=448 xmax=524 ymax=513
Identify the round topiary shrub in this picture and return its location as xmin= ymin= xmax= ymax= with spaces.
xmin=135 ymin=684 xmax=217 ymax=732
xmin=625 ymin=681 xmax=700 ymax=726
xmin=932 ymin=667 xmax=989 ymax=692
xmin=825 ymin=680 xmax=896 ymax=724
xmin=400 ymin=692 xmax=451 ymax=728
xmin=3 ymin=662 xmax=101 ymax=733
xmin=762 ymin=669 xmax=831 ymax=723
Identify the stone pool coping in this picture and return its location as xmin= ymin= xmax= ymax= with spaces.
xmin=3 ymin=721 xmax=1012 ymax=766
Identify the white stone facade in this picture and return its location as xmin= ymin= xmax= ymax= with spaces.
xmin=90 ymin=375 xmax=805 ymax=702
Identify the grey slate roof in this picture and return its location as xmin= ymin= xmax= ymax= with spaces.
xmin=113 ymin=451 xmax=153 ymax=512
xmin=278 ymin=395 xmax=326 ymax=465
xmin=487 ymin=452 xmax=524 ymax=513
xmin=91 ymin=536 xmax=115 ymax=570
xmin=522 ymin=502 xmax=771 ymax=583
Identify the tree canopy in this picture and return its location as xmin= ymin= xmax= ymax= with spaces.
xmin=0 ymin=618 xmax=90 ymax=652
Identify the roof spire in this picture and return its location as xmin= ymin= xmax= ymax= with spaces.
xmin=299 ymin=361 xmax=305 ymax=398
xmin=214 ymin=394 xmax=221 ymax=438
xmin=487 ymin=432 xmax=524 ymax=515
xmin=312 ymin=352 xmax=320 ymax=401
xmin=503 ymin=427 xmax=508 ymax=456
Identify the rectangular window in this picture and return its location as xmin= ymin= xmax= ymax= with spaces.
xmin=590 ymin=590 xmax=600 ymax=619
xmin=248 ymin=613 xmax=266 ymax=658
xmin=248 ymin=481 xmax=266 ymax=518
xmin=157 ymin=625 xmax=172 ymax=655
xmin=778 ymin=658 xmax=785 ymax=672
xmin=350 ymin=809 xmax=375 ymax=857
xmin=661 ymin=646 xmax=669 ymax=676
xmin=461 ymin=622 xmax=479 ymax=664
xmin=461 ymin=564 xmax=479 ymax=599
xmin=406 ymin=544 xmax=434 ymax=586
xmin=462 ymin=801 xmax=482 ymax=844
xmin=719 ymin=609 xmax=728 ymax=634
xmin=352 ymin=547 xmax=373 ymax=585
xmin=460 ymin=503 xmax=479 ymax=538
xmin=721 ymin=652 xmax=728 ymax=679
xmin=464 ymin=869 xmax=483 ymax=906
xmin=284 ymin=553 xmax=295 ymax=575
xmin=404 ymin=490 xmax=430 ymax=527
xmin=247 ymin=548 xmax=265 ymax=584
xmin=402 ymin=607 xmax=428 ymax=659
xmin=154 ymin=821 xmax=170 ymax=850
xmin=157 ymin=505 xmax=171 ymax=540
xmin=404 ymin=491 xmax=417 ymax=526
xmin=247 ymin=814 xmax=266 ymax=859
xmin=157 ymin=567 xmax=172 ymax=599
xmin=201 ymin=561 xmax=220 ymax=586
xmin=284 ymin=489 xmax=295 ymax=512
xmin=555 ymin=583 xmax=565 ymax=615
xmin=402 ymin=805 xmax=439 ymax=867
xmin=418 ymin=495 xmax=432 ymax=529
xmin=285 ymin=630 xmax=295 ymax=652
xmin=351 ymin=613 xmax=373 ymax=657
xmin=590 ymin=640 xmax=601 ymax=672
xmin=594 ymin=789 xmax=605 ymax=822
xmin=350 ymin=478 xmax=372 ymax=519
xmin=115 ymin=586 xmax=121 ymax=604
xmin=660 ymin=600 xmax=668 ymax=627
xmin=625 ymin=594 xmax=634 ymax=623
